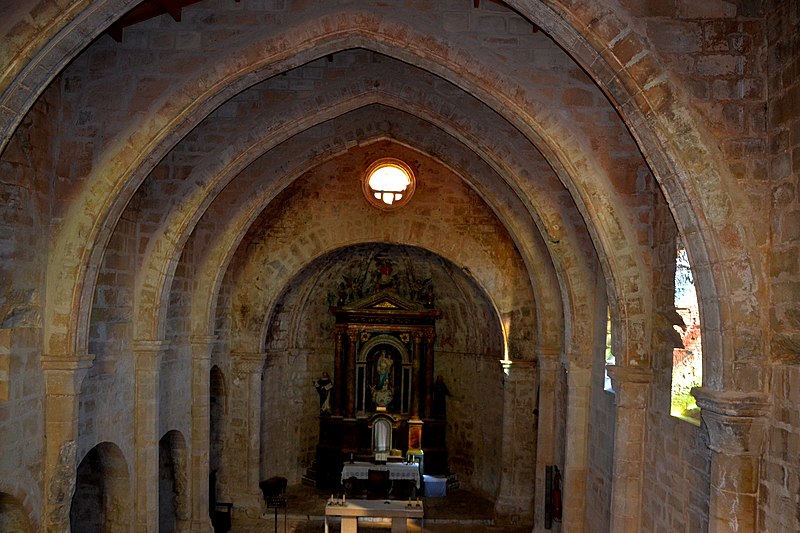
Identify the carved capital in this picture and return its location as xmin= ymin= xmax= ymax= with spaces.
xmin=607 ymin=364 xmax=652 ymax=385
xmin=41 ymin=353 xmax=95 ymax=372
xmin=536 ymin=360 xmax=562 ymax=377
xmin=607 ymin=365 xmax=652 ymax=409
xmin=133 ymin=339 xmax=168 ymax=372
xmin=190 ymin=337 xmax=214 ymax=364
xmin=190 ymin=334 xmax=216 ymax=348
xmin=692 ymin=387 xmax=769 ymax=455
xmin=535 ymin=344 xmax=560 ymax=364
xmin=565 ymin=363 xmax=592 ymax=388
xmin=41 ymin=353 xmax=95 ymax=396
xmin=133 ymin=339 xmax=170 ymax=353
xmin=230 ymin=352 xmax=265 ymax=375
xmin=502 ymin=359 xmax=537 ymax=382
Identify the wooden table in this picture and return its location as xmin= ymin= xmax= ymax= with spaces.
xmin=324 ymin=498 xmax=424 ymax=533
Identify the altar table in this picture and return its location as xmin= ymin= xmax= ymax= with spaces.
xmin=341 ymin=461 xmax=421 ymax=488
xmin=324 ymin=498 xmax=424 ymax=533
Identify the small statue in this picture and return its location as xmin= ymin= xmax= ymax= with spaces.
xmin=432 ymin=375 xmax=450 ymax=419
xmin=371 ymin=350 xmax=395 ymax=407
xmin=314 ymin=372 xmax=333 ymax=414
xmin=375 ymin=350 xmax=393 ymax=391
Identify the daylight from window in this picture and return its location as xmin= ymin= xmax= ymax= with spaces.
xmin=671 ymin=246 xmax=702 ymax=422
xmin=604 ymin=306 xmax=614 ymax=391
xmin=368 ymin=164 xmax=411 ymax=205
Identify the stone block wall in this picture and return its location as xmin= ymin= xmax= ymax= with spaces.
xmin=612 ymin=1 xmax=773 ymax=389
xmin=633 ymin=0 xmax=769 ymax=209
xmin=586 ymin=336 xmax=615 ymax=533
xmin=760 ymin=365 xmax=800 ymax=532
xmin=76 ymin=358 xmax=135 ymax=466
xmin=158 ymin=346 xmax=192 ymax=440
xmin=260 ymin=269 xmax=333 ymax=484
xmin=260 ymin=348 xmax=322 ymax=484
xmin=81 ymin=210 xmax=138 ymax=464
xmin=0 ymin=83 xmax=51 ymax=527
xmin=641 ymin=412 xmax=710 ymax=533
xmin=767 ymin=0 xmax=800 ymax=363
xmin=89 ymin=215 xmax=136 ymax=363
xmin=761 ymin=1 xmax=800 ymax=530
xmin=0 ymin=328 xmax=43 ymax=528
xmin=638 ymin=177 xmax=711 ymax=533
xmin=0 ymin=80 xmax=51 ymax=335
xmin=439 ymin=350 xmax=505 ymax=496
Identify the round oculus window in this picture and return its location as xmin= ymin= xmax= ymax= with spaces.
xmin=363 ymin=158 xmax=416 ymax=209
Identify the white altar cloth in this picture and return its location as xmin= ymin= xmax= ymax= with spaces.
xmin=341 ymin=461 xmax=421 ymax=488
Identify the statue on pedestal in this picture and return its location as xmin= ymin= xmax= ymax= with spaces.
xmin=314 ymin=372 xmax=333 ymax=414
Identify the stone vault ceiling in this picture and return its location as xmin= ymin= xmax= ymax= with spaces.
xmin=1 ymin=0 xmax=766 ymax=391
xmin=51 ymin=0 xmax=636 ymax=364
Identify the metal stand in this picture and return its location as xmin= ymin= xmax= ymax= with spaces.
xmin=260 ymin=476 xmax=288 ymax=533
xmin=266 ymin=496 xmax=287 ymax=533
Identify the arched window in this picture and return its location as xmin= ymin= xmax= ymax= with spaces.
xmin=671 ymin=245 xmax=702 ymax=422
xmin=362 ymin=158 xmax=416 ymax=209
xmin=604 ymin=305 xmax=615 ymax=392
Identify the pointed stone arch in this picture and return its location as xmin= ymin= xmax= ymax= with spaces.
xmin=0 ymin=490 xmax=35 ymax=533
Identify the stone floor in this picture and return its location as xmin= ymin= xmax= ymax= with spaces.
xmin=232 ymin=483 xmax=533 ymax=532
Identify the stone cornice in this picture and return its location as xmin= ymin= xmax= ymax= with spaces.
xmin=606 ymin=364 xmax=652 ymax=385
xmin=607 ymin=365 xmax=652 ymax=409
xmin=41 ymin=353 xmax=95 ymax=395
xmin=535 ymin=344 xmax=560 ymax=357
xmin=132 ymin=339 xmax=170 ymax=353
xmin=189 ymin=334 xmax=217 ymax=346
xmin=230 ymin=351 xmax=266 ymax=374
xmin=41 ymin=353 xmax=95 ymax=372
xmin=535 ymin=345 xmax=561 ymax=370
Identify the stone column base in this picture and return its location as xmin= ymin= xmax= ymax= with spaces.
xmin=190 ymin=517 xmax=213 ymax=533
xmin=234 ymin=491 xmax=268 ymax=520
xmin=493 ymin=495 xmax=534 ymax=524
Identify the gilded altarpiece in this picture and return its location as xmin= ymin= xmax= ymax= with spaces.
xmin=315 ymin=287 xmax=447 ymax=489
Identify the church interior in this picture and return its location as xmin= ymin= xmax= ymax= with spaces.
xmin=0 ymin=1 xmax=798 ymax=532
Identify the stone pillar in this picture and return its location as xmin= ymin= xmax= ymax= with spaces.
xmin=494 ymin=359 xmax=537 ymax=522
xmin=189 ymin=336 xmax=214 ymax=532
xmin=133 ymin=339 xmax=167 ymax=533
xmin=693 ymin=387 xmax=769 ymax=533
xmin=533 ymin=350 xmax=559 ymax=533
xmin=229 ymin=351 xmax=265 ymax=516
xmin=561 ymin=361 xmax=591 ymax=533
xmin=607 ymin=365 xmax=652 ymax=533
xmin=41 ymin=352 xmax=95 ymax=532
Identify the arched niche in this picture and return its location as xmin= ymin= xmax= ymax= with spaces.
xmin=70 ymin=442 xmax=131 ymax=533
xmin=158 ymin=430 xmax=189 ymax=533
xmin=0 ymin=491 xmax=34 ymax=533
